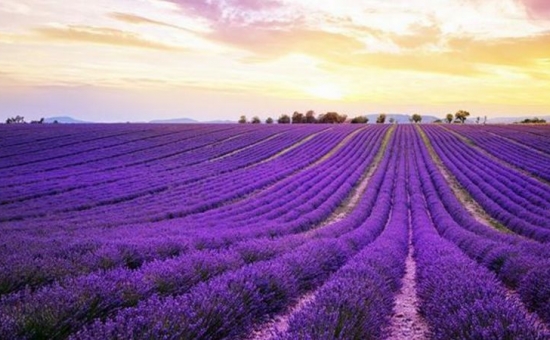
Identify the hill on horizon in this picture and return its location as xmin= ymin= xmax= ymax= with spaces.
xmin=44 ymin=116 xmax=90 ymax=124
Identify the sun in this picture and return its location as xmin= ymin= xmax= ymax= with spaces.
xmin=307 ymin=84 xmax=344 ymax=100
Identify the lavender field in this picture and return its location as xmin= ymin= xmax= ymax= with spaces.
xmin=1 ymin=123 xmax=550 ymax=339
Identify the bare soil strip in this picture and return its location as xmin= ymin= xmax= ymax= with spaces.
xmin=304 ymin=125 xmax=395 ymax=234
xmin=415 ymin=125 xmax=512 ymax=233
xmin=245 ymin=291 xmax=317 ymax=340
xmin=387 ymin=211 xmax=429 ymax=340
xmin=441 ymin=126 xmax=550 ymax=186
xmin=246 ymin=127 xmax=396 ymax=339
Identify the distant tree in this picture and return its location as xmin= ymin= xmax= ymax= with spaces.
xmin=30 ymin=117 xmax=45 ymax=124
xmin=277 ymin=114 xmax=291 ymax=124
xmin=292 ymin=111 xmax=304 ymax=124
xmin=483 ymin=116 xmax=487 ymax=125
xmin=445 ymin=113 xmax=454 ymax=124
xmin=238 ymin=115 xmax=247 ymax=124
xmin=251 ymin=116 xmax=261 ymax=124
xmin=338 ymin=113 xmax=347 ymax=123
xmin=519 ymin=117 xmax=546 ymax=124
xmin=376 ymin=113 xmax=386 ymax=124
xmin=476 ymin=117 xmax=480 ymax=124
xmin=265 ymin=117 xmax=274 ymax=124
xmin=455 ymin=110 xmax=470 ymax=123
xmin=350 ymin=116 xmax=368 ymax=124
xmin=389 ymin=117 xmax=395 ymax=124
xmin=53 ymin=120 xmax=59 ymax=124
xmin=5 ymin=115 xmax=26 ymax=124
xmin=433 ymin=119 xmax=443 ymax=124
xmin=318 ymin=112 xmax=347 ymax=124
xmin=305 ymin=110 xmax=316 ymax=124
xmin=412 ymin=113 xmax=422 ymax=123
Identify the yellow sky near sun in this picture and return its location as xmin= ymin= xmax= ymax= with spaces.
xmin=0 ymin=0 xmax=549 ymax=121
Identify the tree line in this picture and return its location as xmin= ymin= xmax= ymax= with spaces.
xmin=239 ymin=111 xmax=351 ymax=125
xmin=240 ymin=111 xmax=386 ymax=125
xmin=518 ymin=117 xmax=546 ymax=124
xmin=5 ymin=116 xmax=47 ymax=124
xmin=238 ymin=110 xmax=477 ymax=124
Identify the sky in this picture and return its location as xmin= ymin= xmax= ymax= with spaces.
xmin=1 ymin=0 xmax=549 ymax=122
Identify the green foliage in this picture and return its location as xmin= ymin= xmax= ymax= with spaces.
xmin=238 ymin=115 xmax=247 ymax=124
xmin=305 ymin=110 xmax=316 ymax=123
xmin=30 ymin=118 xmax=45 ymax=124
xmin=292 ymin=111 xmax=304 ymax=124
xmin=251 ymin=116 xmax=261 ymax=124
xmin=455 ymin=110 xmax=470 ymax=123
xmin=350 ymin=116 xmax=368 ymax=124
xmin=265 ymin=117 xmax=274 ymax=124
xmin=412 ymin=113 xmax=422 ymax=123
xmin=519 ymin=117 xmax=546 ymax=124
xmin=5 ymin=115 xmax=26 ymax=124
xmin=317 ymin=112 xmax=347 ymax=124
xmin=277 ymin=114 xmax=291 ymax=124
xmin=376 ymin=113 xmax=386 ymax=124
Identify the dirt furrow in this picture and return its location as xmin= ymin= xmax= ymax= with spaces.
xmin=415 ymin=125 xmax=512 ymax=233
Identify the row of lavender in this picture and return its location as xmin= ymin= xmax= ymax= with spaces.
xmin=0 ymin=124 xmax=391 ymax=338
xmin=445 ymin=124 xmax=550 ymax=181
xmin=1 ymin=124 xmax=382 ymax=296
xmin=1 ymin=124 xmax=549 ymax=339
xmin=276 ymin=126 xmax=548 ymax=339
xmin=422 ymin=125 xmax=550 ymax=241
xmin=73 ymin=126 xmax=548 ymax=339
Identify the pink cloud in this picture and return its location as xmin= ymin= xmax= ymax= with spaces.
xmin=170 ymin=0 xmax=222 ymax=21
xmin=227 ymin=0 xmax=281 ymax=11
xmin=520 ymin=0 xmax=550 ymax=19
xmin=168 ymin=0 xmax=282 ymax=22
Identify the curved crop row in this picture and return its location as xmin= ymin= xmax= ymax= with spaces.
xmin=422 ymin=125 xmax=550 ymax=241
xmin=447 ymin=125 xmax=550 ymax=182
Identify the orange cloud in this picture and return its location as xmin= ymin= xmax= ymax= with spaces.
xmin=208 ymin=27 xmax=363 ymax=59
xmin=448 ymin=33 xmax=550 ymax=67
xmin=35 ymin=25 xmax=181 ymax=51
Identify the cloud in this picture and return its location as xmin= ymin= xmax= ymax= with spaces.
xmin=519 ymin=0 xmax=550 ymax=19
xmin=389 ymin=23 xmax=442 ymax=49
xmin=209 ymin=27 xmax=364 ymax=59
xmin=448 ymin=32 xmax=550 ymax=67
xmin=109 ymin=12 xmax=192 ymax=32
xmin=168 ymin=0 xmax=222 ymax=21
xmin=35 ymin=25 xmax=181 ymax=51
xmin=158 ymin=0 xmax=550 ymax=78
xmin=327 ymin=50 xmax=483 ymax=77
xmin=167 ymin=0 xmax=285 ymax=24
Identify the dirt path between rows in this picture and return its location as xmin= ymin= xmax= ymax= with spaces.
xmin=245 ymin=126 xmax=396 ymax=339
xmin=245 ymin=291 xmax=316 ymax=340
xmin=415 ymin=125 xmax=511 ymax=233
xmin=386 ymin=224 xmax=429 ymax=340
xmin=304 ymin=125 xmax=395 ymax=234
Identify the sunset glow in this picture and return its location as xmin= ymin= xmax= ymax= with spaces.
xmin=1 ymin=0 xmax=549 ymax=122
